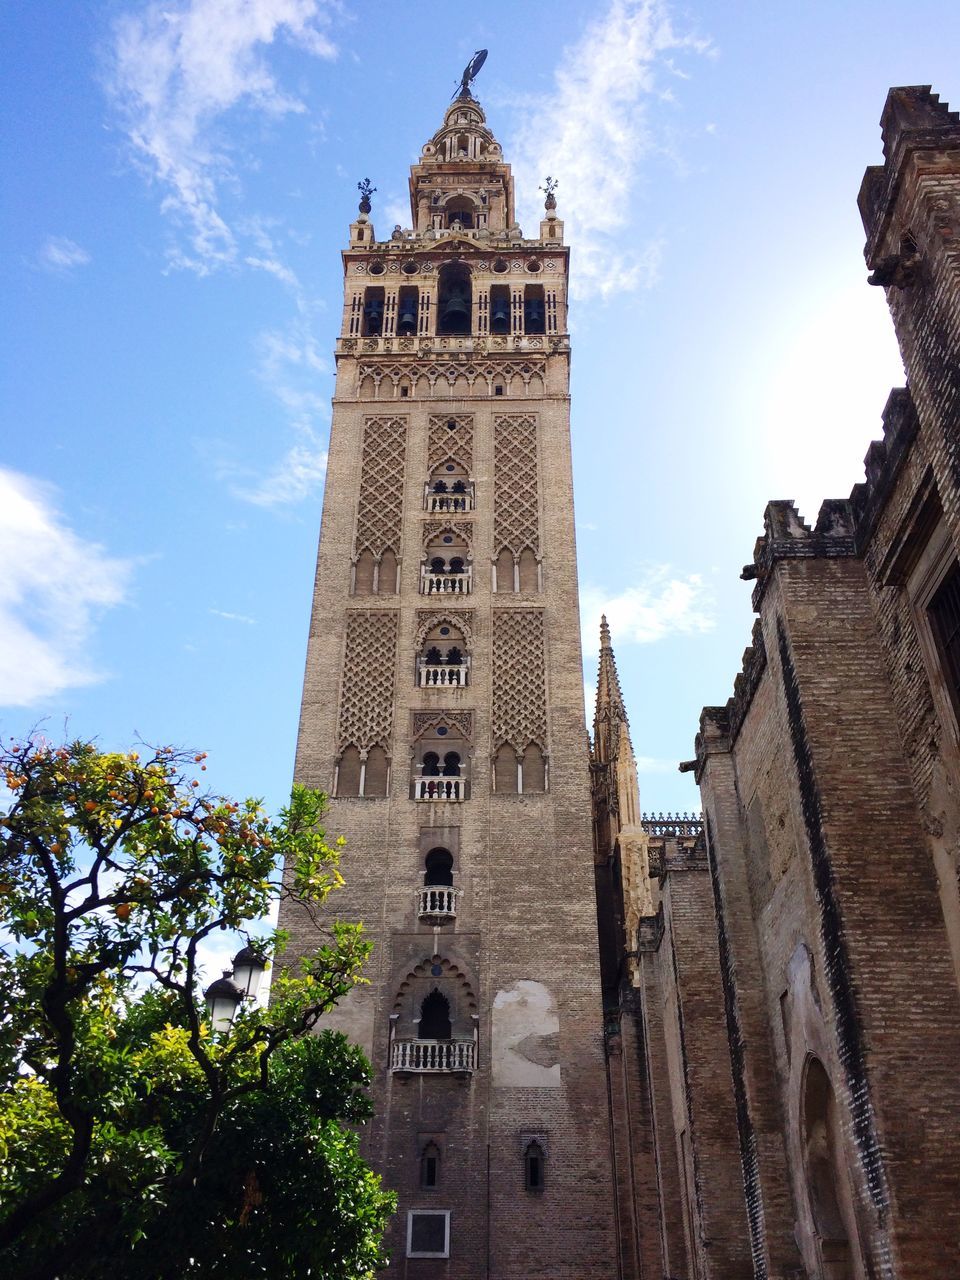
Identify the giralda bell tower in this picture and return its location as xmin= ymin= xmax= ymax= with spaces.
xmin=285 ymin=62 xmax=619 ymax=1277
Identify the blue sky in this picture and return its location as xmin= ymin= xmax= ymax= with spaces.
xmin=3 ymin=0 xmax=958 ymax=839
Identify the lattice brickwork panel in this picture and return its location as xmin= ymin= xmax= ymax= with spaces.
xmin=337 ymin=611 xmax=398 ymax=753
xmin=354 ymin=416 xmax=406 ymax=557
xmin=494 ymin=415 xmax=540 ymax=556
xmin=492 ymin=610 xmax=546 ymax=750
xmin=428 ymin=414 xmax=474 ymax=473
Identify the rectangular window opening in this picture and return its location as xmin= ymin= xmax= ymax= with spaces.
xmin=407 ymin=1210 xmax=450 ymax=1258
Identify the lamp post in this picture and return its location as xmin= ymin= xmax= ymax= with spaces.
xmin=204 ymin=970 xmax=246 ymax=1033
xmin=230 ymin=946 xmax=267 ymax=1003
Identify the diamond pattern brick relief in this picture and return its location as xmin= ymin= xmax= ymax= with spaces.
xmin=337 ymin=611 xmax=398 ymax=753
xmin=355 ymin=416 xmax=407 ymax=557
xmin=494 ymin=415 xmax=540 ymax=556
xmin=492 ymin=610 xmax=546 ymax=750
xmin=428 ymin=414 xmax=474 ymax=472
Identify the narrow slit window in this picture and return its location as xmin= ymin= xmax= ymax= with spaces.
xmin=524 ymin=1141 xmax=545 ymax=1192
xmin=421 ymin=1142 xmax=441 ymax=1189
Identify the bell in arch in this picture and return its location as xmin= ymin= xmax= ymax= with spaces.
xmin=441 ymin=286 xmax=470 ymax=330
xmin=364 ymin=295 xmax=384 ymax=334
xmin=490 ymin=295 xmax=510 ymax=334
xmin=397 ymin=298 xmax=417 ymax=335
xmin=524 ymin=296 xmax=545 ymax=332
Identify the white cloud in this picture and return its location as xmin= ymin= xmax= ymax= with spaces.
xmin=508 ymin=0 xmax=711 ymax=299
xmin=232 ymin=437 xmax=328 ymax=506
xmin=209 ymin=608 xmax=256 ymax=624
xmin=581 ymin=567 xmax=715 ymax=647
xmin=0 ymin=469 xmax=134 ymax=706
xmin=107 ymin=0 xmax=337 ymax=274
xmin=38 ymin=237 xmax=91 ymax=273
xmin=223 ymin=319 xmax=329 ymax=505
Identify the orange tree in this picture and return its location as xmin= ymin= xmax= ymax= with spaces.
xmin=0 ymin=738 xmax=394 ymax=1278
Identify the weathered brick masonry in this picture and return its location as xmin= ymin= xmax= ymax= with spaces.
xmin=594 ymin=84 xmax=960 ymax=1280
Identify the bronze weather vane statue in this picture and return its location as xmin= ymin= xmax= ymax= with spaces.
xmin=455 ymin=49 xmax=488 ymax=99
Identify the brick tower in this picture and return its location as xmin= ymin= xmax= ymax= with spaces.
xmin=283 ymin=79 xmax=619 ymax=1276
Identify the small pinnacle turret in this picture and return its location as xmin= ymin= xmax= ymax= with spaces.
xmin=594 ymin=615 xmax=630 ymax=766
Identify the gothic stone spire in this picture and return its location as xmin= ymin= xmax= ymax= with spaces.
xmin=594 ymin=615 xmax=629 ymax=765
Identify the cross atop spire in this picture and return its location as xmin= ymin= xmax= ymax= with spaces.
xmin=594 ymin=615 xmax=629 ymax=764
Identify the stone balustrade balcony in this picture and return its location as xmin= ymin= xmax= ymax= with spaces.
xmin=418 ymin=661 xmax=468 ymax=688
xmin=421 ymin=569 xmax=471 ymax=596
xmin=416 ymin=885 xmax=461 ymax=921
xmin=424 ymin=486 xmax=474 ymax=513
xmin=390 ymin=1038 xmax=475 ymax=1073
xmin=414 ymin=777 xmax=466 ymax=802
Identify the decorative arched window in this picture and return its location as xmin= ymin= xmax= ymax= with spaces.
xmin=422 ymin=531 xmax=471 ymax=595
xmin=494 ymin=547 xmax=515 ymax=594
xmin=336 ymin=746 xmax=362 ymax=797
xmin=426 ymin=458 xmax=473 ymax=512
xmin=418 ymin=989 xmax=452 ymax=1040
xmin=518 ymin=548 xmax=539 ymax=593
xmin=493 ymin=744 xmax=518 ymax=794
xmin=521 ymin=743 xmax=546 ymax=793
xmin=424 ymin=848 xmax=453 ymax=886
xmin=418 ymin=849 xmax=459 ymax=920
xmin=354 ymin=549 xmax=375 ymax=596
xmin=364 ymin=745 xmax=389 ymax=798
xmin=418 ymin=621 xmax=470 ymax=687
xmin=378 ymin=548 xmax=398 ymax=595
xmin=413 ymin=719 xmax=470 ymax=802
xmin=422 ymin=751 xmax=440 ymax=777
xmin=524 ymin=1141 xmax=545 ymax=1192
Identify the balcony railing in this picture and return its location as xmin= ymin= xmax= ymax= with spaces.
xmin=416 ymin=885 xmax=461 ymax=920
xmin=421 ymin=569 xmax=471 ymax=596
xmin=390 ymin=1038 xmax=476 ymax=1073
xmin=418 ymin=662 xmax=468 ymax=688
xmin=424 ymin=487 xmax=474 ymax=513
xmin=414 ymin=777 xmax=465 ymax=802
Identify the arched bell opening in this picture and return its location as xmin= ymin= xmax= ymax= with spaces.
xmin=523 ymin=284 xmax=545 ymax=334
xmin=396 ymin=285 xmax=419 ymax=336
xmin=490 ymin=284 xmax=511 ymax=335
xmin=437 ymin=262 xmax=472 ymax=336
xmin=363 ymin=285 xmax=385 ymax=336
xmin=446 ymin=195 xmax=475 ymax=228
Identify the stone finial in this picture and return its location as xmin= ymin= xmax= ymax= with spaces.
xmin=540 ymin=176 xmax=558 ymax=214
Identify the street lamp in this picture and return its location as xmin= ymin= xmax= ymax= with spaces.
xmin=231 ymin=946 xmax=267 ymax=1003
xmin=204 ymin=970 xmax=245 ymax=1033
